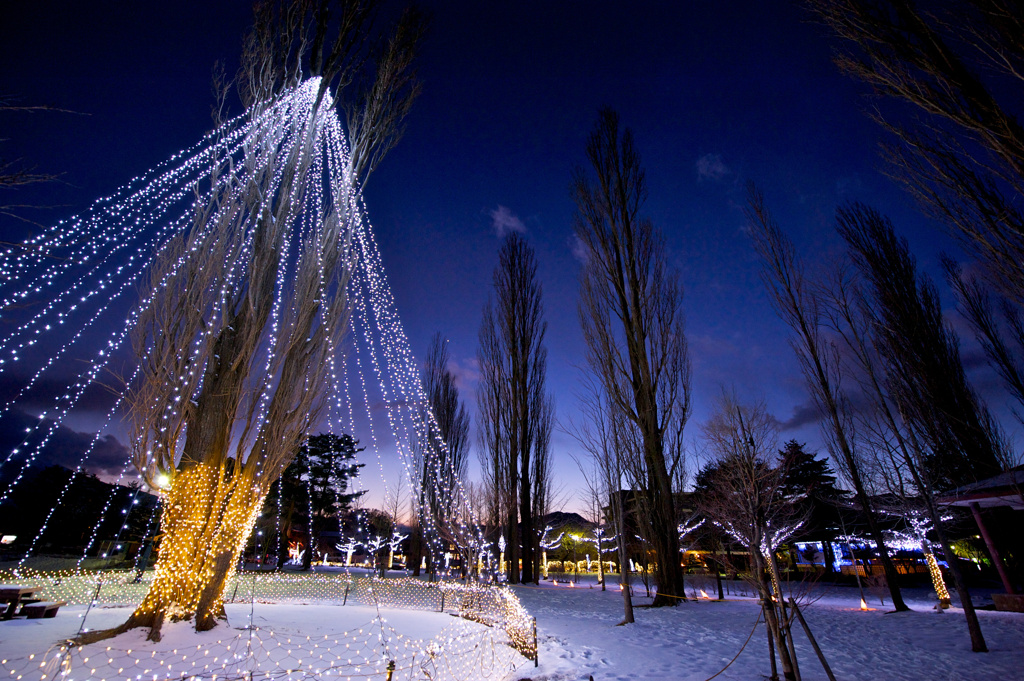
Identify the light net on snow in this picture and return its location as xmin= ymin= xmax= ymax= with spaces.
xmin=0 ymin=571 xmax=537 ymax=680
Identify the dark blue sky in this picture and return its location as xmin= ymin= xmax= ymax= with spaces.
xmin=2 ymin=1 xmax=1014 ymax=507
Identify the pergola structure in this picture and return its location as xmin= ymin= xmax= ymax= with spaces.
xmin=938 ymin=467 xmax=1023 ymax=611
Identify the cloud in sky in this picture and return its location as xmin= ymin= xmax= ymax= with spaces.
xmin=446 ymin=356 xmax=481 ymax=396
xmin=0 ymin=408 xmax=130 ymax=483
xmin=489 ymin=205 xmax=526 ymax=236
xmin=696 ymin=153 xmax=730 ymax=182
xmin=777 ymin=401 xmax=822 ymax=431
xmin=569 ymin=232 xmax=590 ymax=264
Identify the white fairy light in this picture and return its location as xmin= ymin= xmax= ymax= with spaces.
xmin=0 ymin=78 xmax=515 ymax=678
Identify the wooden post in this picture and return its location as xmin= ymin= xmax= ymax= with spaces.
xmin=969 ymin=502 xmax=1016 ymax=595
xmin=764 ymin=603 xmax=779 ymax=681
xmin=788 ymin=598 xmax=837 ymax=681
xmin=783 ymin=609 xmax=801 ymax=681
xmin=769 ymin=552 xmax=801 ymax=681
xmin=533 ymin=616 xmax=539 ymax=667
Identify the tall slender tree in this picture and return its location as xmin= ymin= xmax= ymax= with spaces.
xmin=571 ymin=109 xmax=691 ymax=606
xmin=747 ymin=186 xmax=910 ymax=611
xmin=566 ymin=372 xmax=635 ymax=623
xmin=835 ymin=201 xmax=1001 ymax=652
xmin=945 ymin=260 xmax=1024 ymax=434
xmin=476 ymin=233 xmax=553 ymax=584
xmin=825 ymin=243 xmax=991 ymax=651
xmin=411 ymin=332 xmax=470 ymax=575
xmin=838 ymin=203 xmax=1005 ymax=487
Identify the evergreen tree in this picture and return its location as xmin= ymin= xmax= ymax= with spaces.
xmin=302 ymin=434 xmax=366 ymax=517
xmin=779 ymin=441 xmax=846 ymax=503
xmin=691 ymin=461 xmax=721 ymax=501
xmin=778 ymin=440 xmax=847 ymax=544
xmin=267 ymin=433 xmax=366 ymax=570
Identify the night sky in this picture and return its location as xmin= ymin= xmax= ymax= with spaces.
xmin=1 ymin=1 xmax=1015 ymax=509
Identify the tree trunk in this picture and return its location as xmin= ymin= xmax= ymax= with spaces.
xmin=924 ymin=496 xmax=988 ymax=652
xmin=80 ymin=464 xmax=263 ymax=642
xmin=756 ymin=553 xmax=796 ymax=681
xmin=936 ymin=530 xmax=988 ymax=652
xmin=614 ymin=493 xmax=635 ymax=624
xmin=507 ymin=522 xmax=519 ymax=584
xmin=770 ymin=552 xmax=801 ymax=681
xmin=853 ymin=484 xmax=909 ymax=611
xmin=715 ymin=557 xmax=725 ymax=600
xmin=646 ymin=437 xmax=685 ymax=605
xmin=409 ymin=525 xmax=423 ymax=577
xmin=276 ymin=525 xmax=291 ymax=571
xmin=520 ymin=467 xmax=535 ymax=583
xmin=301 ymin=527 xmax=313 ymax=571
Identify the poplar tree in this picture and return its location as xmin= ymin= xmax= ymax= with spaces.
xmin=477 ymin=233 xmax=554 ymax=584
xmin=572 ymin=109 xmax=691 ymax=605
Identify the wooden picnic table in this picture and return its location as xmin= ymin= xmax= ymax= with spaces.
xmin=0 ymin=584 xmax=39 ymax=620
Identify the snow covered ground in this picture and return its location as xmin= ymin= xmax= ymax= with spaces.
xmin=0 ymin=601 xmax=525 ymax=680
xmin=508 ymin=575 xmax=1024 ymax=681
xmin=1 ymin=575 xmax=1021 ymax=680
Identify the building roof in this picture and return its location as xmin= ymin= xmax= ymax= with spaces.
xmin=936 ymin=466 xmax=1024 ymax=510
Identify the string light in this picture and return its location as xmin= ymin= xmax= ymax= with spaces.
xmin=1 ymin=75 xmax=521 ymax=680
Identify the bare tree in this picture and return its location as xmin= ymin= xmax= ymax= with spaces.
xmin=477 ymin=282 xmax=516 ymax=580
xmin=746 ymin=186 xmax=910 ymax=612
xmin=838 ymin=203 xmax=1005 ymax=487
xmin=530 ymin=396 xmax=555 ymax=580
xmin=566 ymin=372 xmax=635 ymax=623
xmin=698 ymin=393 xmax=802 ymax=681
xmin=476 ymin=233 xmax=553 ymax=584
xmin=945 ymin=259 xmax=1024 ymax=432
xmin=806 ymin=0 xmax=1024 ymax=308
xmin=85 ymin=0 xmax=426 ymax=643
xmin=0 ymin=99 xmax=69 ymax=232
xmin=411 ymin=332 xmax=470 ymax=575
xmin=382 ymin=466 xmax=408 ymax=572
xmin=837 ymin=202 xmax=1011 ymax=652
xmin=422 ymin=333 xmax=470 ymax=498
xmin=572 ymin=108 xmax=691 ymax=606
xmin=241 ymin=0 xmax=426 ymax=186
xmin=825 ymin=261 xmax=992 ymax=626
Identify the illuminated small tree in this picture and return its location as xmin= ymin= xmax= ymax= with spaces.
xmin=336 ymin=534 xmax=362 ymax=567
xmin=698 ymin=392 xmax=803 ymax=681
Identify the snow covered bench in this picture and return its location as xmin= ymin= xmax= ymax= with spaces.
xmin=21 ymin=601 xmax=66 ymax=619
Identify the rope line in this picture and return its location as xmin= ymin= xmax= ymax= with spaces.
xmin=703 ymin=607 xmax=763 ymax=681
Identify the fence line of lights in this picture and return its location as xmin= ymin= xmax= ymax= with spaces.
xmin=0 ymin=571 xmax=536 ymax=680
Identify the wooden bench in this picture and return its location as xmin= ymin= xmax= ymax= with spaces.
xmin=20 ymin=601 xmax=66 ymax=619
